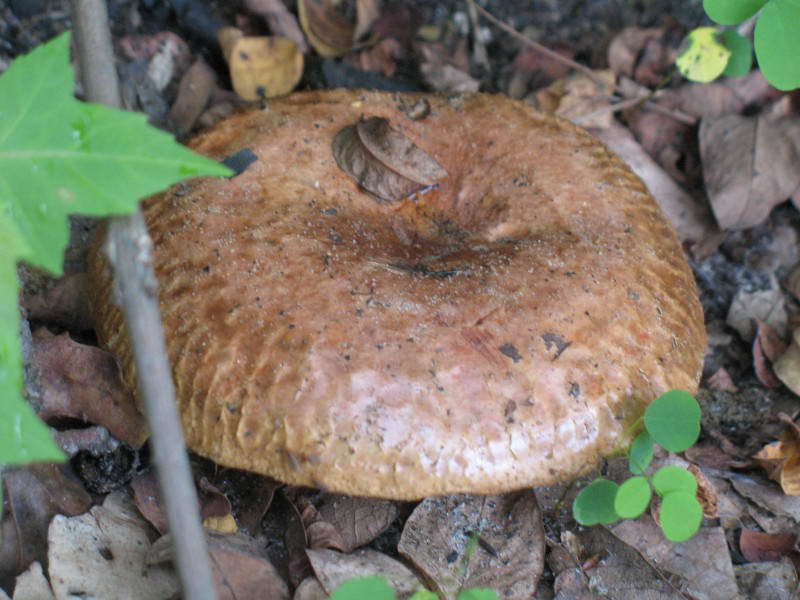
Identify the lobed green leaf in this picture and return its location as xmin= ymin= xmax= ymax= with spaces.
xmin=0 ymin=32 xmax=232 ymax=274
xmin=0 ymin=32 xmax=231 ymax=471
xmin=0 ymin=213 xmax=64 ymax=465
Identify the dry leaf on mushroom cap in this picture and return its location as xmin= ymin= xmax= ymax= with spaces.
xmin=87 ymin=90 xmax=706 ymax=500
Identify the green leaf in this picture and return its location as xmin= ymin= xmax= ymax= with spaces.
xmin=330 ymin=576 xmax=397 ymax=600
xmin=721 ymin=30 xmax=754 ymax=77
xmin=0 ymin=32 xmax=232 ymax=274
xmin=658 ymin=491 xmax=703 ymax=542
xmin=573 ymin=479 xmax=621 ymax=526
xmin=703 ymin=0 xmax=769 ymax=25
xmin=0 ymin=213 xmax=64 ymax=465
xmin=676 ymin=27 xmax=731 ymax=83
xmin=754 ymin=0 xmax=800 ymax=90
xmin=457 ymin=589 xmax=500 ymax=600
xmin=644 ymin=390 xmax=701 ymax=452
xmin=629 ymin=431 xmax=654 ymax=475
xmin=652 ymin=466 xmax=698 ymax=497
xmin=0 ymin=32 xmax=231 ymax=472
xmin=614 ymin=476 xmax=652 ymax=519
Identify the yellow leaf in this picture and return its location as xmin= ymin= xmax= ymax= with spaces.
xmin=677 ymin=27 xmax=731 ymax=83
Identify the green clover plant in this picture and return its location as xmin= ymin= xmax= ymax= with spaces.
xmin=572 ymin=390 xmax=703 ymax=543
xmin=677 ymin=0 xmax=800 ymax=90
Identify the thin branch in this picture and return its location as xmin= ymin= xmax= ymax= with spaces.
xmin=470 ymin=1 xmax=697 ymax=126
xmin=69 ymin=2 xmax=216 ymax=599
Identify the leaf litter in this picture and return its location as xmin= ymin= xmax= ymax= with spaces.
xmin=8 ymin=0 xmax=800 ymax=598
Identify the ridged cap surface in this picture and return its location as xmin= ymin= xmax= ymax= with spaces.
xmin=88 ymin=90 xmax=706 ymax=499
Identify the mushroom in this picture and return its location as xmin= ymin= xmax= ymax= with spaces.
xmin=87 ymin=90 xmax=706 ymax=500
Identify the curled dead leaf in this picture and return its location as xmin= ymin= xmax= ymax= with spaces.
xmin=753 ymin=414 xmax=800 ymax=495
xmin=298 ymin=0 xmax=355 ymax=57
xmin=332 ymin=116 xmax=447 ymax=203
xmin=688 ymin=463 xmax=719 ymax=518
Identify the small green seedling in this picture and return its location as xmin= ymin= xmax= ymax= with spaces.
xmin=329 ymin=576 xmax=498 ymax=600
xmin=678 ymin=0 xmax=800 ymax=90
xmin=573 ymin=390 xmax=703 ymax=543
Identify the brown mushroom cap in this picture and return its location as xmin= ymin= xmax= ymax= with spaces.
xmin=88 ymin=90 xmax=706 ymax=499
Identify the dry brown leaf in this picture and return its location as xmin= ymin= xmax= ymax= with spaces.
xmin=168 ymin=56 xmax=216 ymax=136
xmin=11 ymin=561 xmax=55 ymax=600
xmin=0 ymin=466 xmax=92 ymax=582
xmin=622 ymin=92 xmax=699 ymax=186
xmin=752 ymin=415 xmax=800 ymax=495
xmin=316 ymin=494 xmax=398 ymax=552
xmin=593 ymin=122 xmax=719 ymax=255
xmin=131 ymin=471 xmax=234 ymax=535
xmin=689 ymin=463 xmax=719 ymax=518
xmin=739 ymin=529 xmax=797 ymax=563
xmin=345 ymin=38 xmax=405 ymax=77
xmin=354 ymin=0 xmax=382 ymax=42
xmin=298 ymin=0 xmax=354 ymax=57
xmin=398 ymin=492 xmax=544 ymax=600
xmin=307 ymin=548 xmax=423 ymax=598
xmin=22 ymin=272 xmax=92 ymax=331
xmin=607 ymin=27 xmax=663 ymax=80
xmin=419 ymin=62 xmax=479 ymax=93
xmin=685 ymin=439 xmax=750 ymax=471
xmin=754 ymin=319 xmax=788 ymax=388
xmin=207 ymin=534 xmax=290 ymax=600
xmin=357 ymin=116 xmax=446 ymax=184
xmin=130 ymin=471 xmax=168 ymax=533
xmin=415 ymin=35 xmax=477 ymax=93
xmin=534 ymin=70 xmax=616 ymax=129
xmin=31 ymin=329 xmax=147 ymax=448
xmin=244 ymin=0 xmax=309 ymax=53
xmin=294 ymin=577 xmax=328 ymax=600
xmin=507 ymin=44 xmax=573 ymax=99
xmin=300 ymin=502 xmax=347 ymax=552
xmin=786 ymin=263 xmax=800 ymax=302
xmin=700 ymin=114 xmax=800 ymax=230
xmin=48 ymin=491 xmax=178 ymax=599
xmin=735 ymin=559 xmax=799 ymax=599
xmin=726 ymin=281 xmax=787 ymax=342
xmin=609 ymin=519 xmax=738 ymax=600
xmin=52 ymin=425 xmax=120 ymax=457
xmin=707 ymin=367 xmax=738 ymax=392
xmin=218 ymin=28 xmax=303 ymax=101
xmin=332 ymin=117 xmax=446 ymax=203
xmin=774 ymin=328 xmax=800 ymax=395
